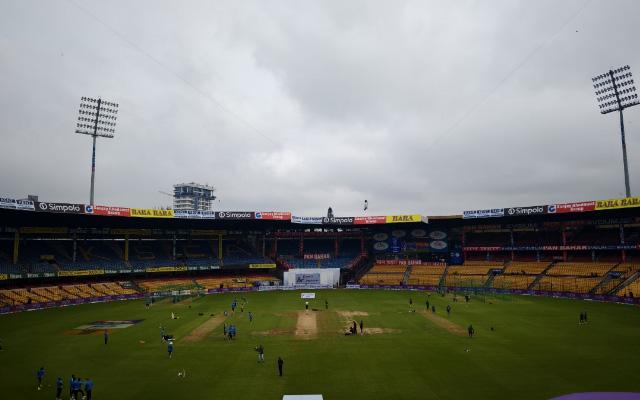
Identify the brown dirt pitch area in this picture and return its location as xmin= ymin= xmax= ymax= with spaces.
xmin=182 ymin=314 xmax=226 ymax=343
xmin=336 ymin=310 xmax=370 ymax=318
xmin=419 ymin=310 xmax=466 ymax=336
xmin=295 ymin=311 xmax=318 ymax=339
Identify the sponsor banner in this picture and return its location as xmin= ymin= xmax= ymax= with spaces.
xmin=75 ymin=319 xmax=144 ymax=330
xmin=255 ymin=211 xmax=292 ymax=220
xmin=547 ymin=201 xmax=596 ymax=214
xmin=322 ymin=217 xmax=355 ymax=225
xmin=16 ymin=199 xmax=35 ymax=210
xmin=291 ymin=216 xmax=323 ymax=224
xmin=92 ymin=205 xmax=131 ymax=217
xmin=464 ymin=246 xmax=503 ymax=252
xmin=354 ymin=216 xmax=387 ymax=225
xmin=376 ymin=259 xmax=426 ymax=266
xmin=463 ymin=245 xmax=638 ymax=252
xmin=303 ymin=253 xmax=330 ymax=260
xmin=35 ymin=202 xmax=85 ymax=214
xmin=145 ymin=266 xmax=187 ymax=273
xmin=301 ymin=292 xmax=316 ymax=299
xmin=0 ymin=274 xmax=7 ymax=280
xmin=174 ymin=210 xmax=216 ymax=219
xmin=295 ymin=273 xmax=321 ymax=285
xmin=505 ymin=205 xmax=547 ymax=216
xmin=0 ymin=197 xmax=33 ymax=210
xmin=249 ymin=263 xmax=277 ymax=269
xmin=385 ymin=214 xmax=423 ymax=223
xmin=0 ymin=197 xmax=17 ymax=209
xmin=596 ymin=196 xmax=640 ymax=210
xmin=58 ymin=269 xmax=105 ymax=277
xmin=346 ymin=284 xmax=361 ymax=289
xmin=130 ymin=208 xmax=174 ymax=218
xmin=215 ymin=211 xmax=255 ymax=220
xmin=463 ymin=209 xmax=505 ymax=219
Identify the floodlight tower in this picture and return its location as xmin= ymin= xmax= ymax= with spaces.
xmin=75 ymin=97 xmax=118 ymax=205
xmin=592 ymin=65 xmax=639 ymax=197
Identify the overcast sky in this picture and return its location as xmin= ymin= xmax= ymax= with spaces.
xmin=0 ymin=0 xmax=638 ymax=216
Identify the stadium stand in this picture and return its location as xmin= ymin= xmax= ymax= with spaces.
xmin=360 ymin=264 xmax=407 ymax=285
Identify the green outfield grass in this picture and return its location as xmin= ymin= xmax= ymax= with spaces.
xmin=1 ymin=289 xmax=639 ymax=400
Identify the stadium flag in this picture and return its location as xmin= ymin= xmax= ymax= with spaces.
xmin=595 ymin=196 xmax=640 ymax=210
xmin=385 ymin=214 xmax=423 ymax=223
xmin=249 ymin=263 xmax=277 ymax=269
xmin=130 ymin=208 xmax=174 ymax=218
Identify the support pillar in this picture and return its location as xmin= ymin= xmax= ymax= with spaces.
xmin=12 ymin=231 xmax=19 ymax=264
xmin=124 ymin=234 xmax=129 ymax=262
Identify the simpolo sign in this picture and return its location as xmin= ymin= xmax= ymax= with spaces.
xmin=505 ymin=206 xmax=546 ymax=216
xmin=322 ymin=217 xmax=355 ymax=225
xmin=215 ymin=211 xmax=255 ymax=220
xmin=35 ymin=202 xmax=85 ymax=214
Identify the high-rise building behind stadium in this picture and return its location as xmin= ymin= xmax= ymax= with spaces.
xmin=173 ymin=182 xmax=216 ymax=211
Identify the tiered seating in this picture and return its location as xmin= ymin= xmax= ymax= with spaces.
xmin=549 ymin=262 xmax=616 ymax=277
xmin=492 ymin=275 xmax=536 ymax=290
xmin=196 ymin=275 xmax=279 ymax=289
xmin=444 ymin=274 xmax=486 ymax=287
xmin=407 ymin=265 xmax=446 ymax=286
xmin=360 ymin=264 xmax=407 ymax=285
xmin=504 ymin=262 xmax=551 ymax=274
xmin=534 ymin=277 xmax=602 ymax=293
xmin=617 ymin=277 xmax=640 ymax=297
xmin=448 ymin=264 xmax=502 ymax=275
xmin=92 ymin=282 xmax=137 ymax=295
xmin=138 ymin=278 xmax=196 ymax=293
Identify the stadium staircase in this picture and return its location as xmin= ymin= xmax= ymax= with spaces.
xmin=402 ymin=265 xmax=412 ymax=285
xmin=527 ymin=261 xmax=556 ymax=291
xmin=606 ymin=271 xmax=640 ymax=295
xmin=438 ymin=264 xmax=450 ymax=288
xmin=352 ymin=257 xmax=375 ymax=283
xmin=589 ymin=263 xmax=621 ymax=294
xmin=484 ymin=261 xmax=508 ymax=288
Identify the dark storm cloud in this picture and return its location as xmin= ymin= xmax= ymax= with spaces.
xmin=0 ymin=0 xmax=638 ymax=216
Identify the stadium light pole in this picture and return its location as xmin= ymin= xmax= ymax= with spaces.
xmin=75 ymin=97 xmax=118 ymax=205
xmin=592 ymin=65 xmax=639 ymax=198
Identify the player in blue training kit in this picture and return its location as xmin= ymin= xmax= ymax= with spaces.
xmin=168 ymin=341 xmax=174 ymax=358
xmin=84 ymin=378 xmax=94 ymax=400
xmin=36 ymin=367 xmax=45 ymax=390
xmin=55 ymin=377 xmax=63 ymax=400
xmin=71 ymin=377 xmax=82 ymax=400
xmin=69 ymin=375 xmax=76 ymax=399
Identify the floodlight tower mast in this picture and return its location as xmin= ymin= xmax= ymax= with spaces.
xmin=75 ymin=97 xmax=119 ymax=205
xmin=592 ymin=65 xmax=639 ymax=198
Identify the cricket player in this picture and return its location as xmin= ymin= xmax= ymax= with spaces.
xmin=104 ymin=329 xmax=109 ymax=345
xmin=277 ymin=357 xmax=284 ymax=376
xmin=84 ymin=378 xmax=94 ymax=400
xmin=36 ymin=367 xmax=45 ymax=390
xmin=55 ymin=377 xmax=63 ymax=400
xmin=168 ymin=340 xmax=174 ymax=359
xmin=257 ymin=344 xmax=265 ymax=362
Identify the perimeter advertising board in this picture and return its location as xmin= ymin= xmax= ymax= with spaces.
xmin=130 ymin=208 xmax=174 ymax=218
xmin=596 ymin=196 xmax=640 ymax=210
xmin=35 ymin=202 xmax=85 ymax=214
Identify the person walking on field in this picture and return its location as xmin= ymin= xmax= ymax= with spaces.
xmin=277 ymin=357 xmax=284 ymax=376
xmin=104 ymin=329 xmax=109 ymax=345
xmin=359 ymin=320 xmax=364 ymax=334
xmin=468 ymin=324 xmax=475 ymax=338
xmin=446 ymin=305 xmax=451 ymax=316
xmin=256 ymin=344 xmax=265 ymax=363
